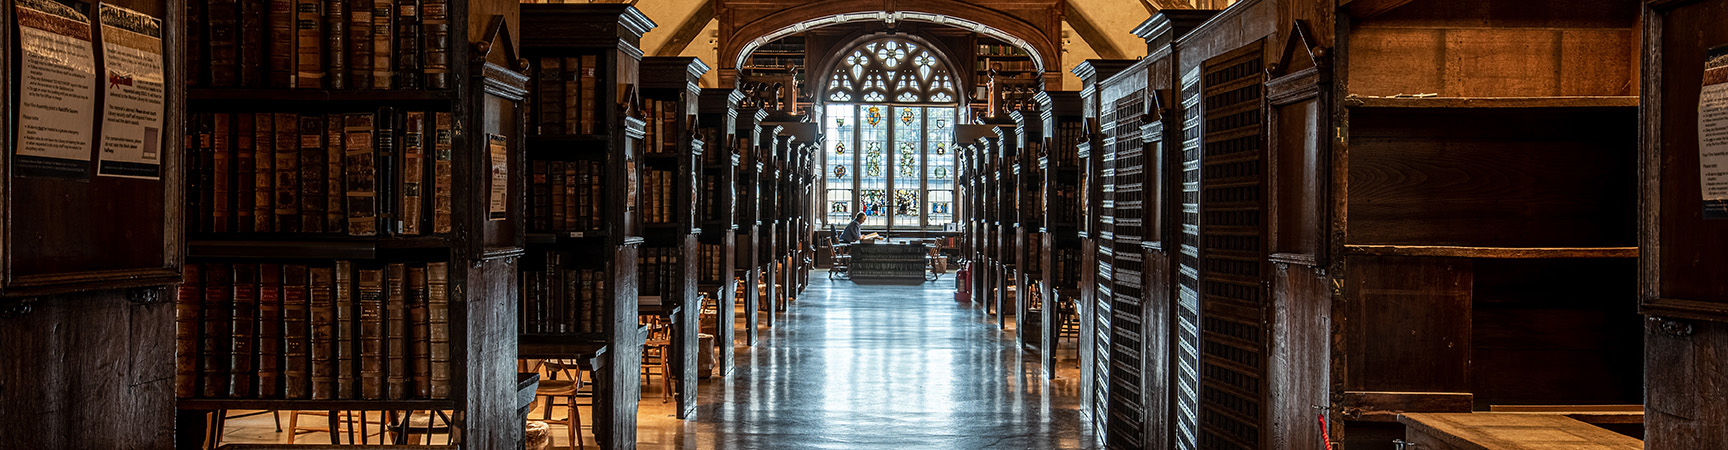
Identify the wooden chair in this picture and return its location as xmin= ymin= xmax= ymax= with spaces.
xmin=1056 ymin=293 xmax=1081 ymax=362
xmin=523 ymin=359 xmax=586 ymax=448
xmin=827 ymin=237 xmax=851 ymax=280
xmin=201 ymin=410 xmax=281 ymax=449
xmin=286 ymin=410 xmax=357 ymax=444
xmin=640 ymin=318 xmax=675 ymax=401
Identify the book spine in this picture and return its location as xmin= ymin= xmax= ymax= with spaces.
xmin=192 ymin=114 xmax=212 ymax=233
xmin=537 ymin=58 xmax=564 ymax=135
xmin=323 ymin=0 xmax=348 ymax=90
xmin=207 ymin=0 xmax=240 ymax=87
xmin=281 ymin=264 xmax=311 ymax=399
xmin=236 ymin=114 xmax=257 ymax=233
xmin=420 ymin=0 xmax=449 ymax=89
xmin=344 ymin=113 xmax=378 ymax=236
xmin=308 ymin=266 xmax=336 ymax=399
xmin=294 ymin=0 xmax=324 ymax=89
xmin=399 ymin=111 xmax=425 ymax=235
xmin=267 ymin=0 xmax=294 ymax=88
xmin=274 ymin=113 xmax=302 ymax=233
xmin=200 ymin=263 xmax=233 ymax=398
xmin=376 ymin=108 xmax=398 ymax=235
xmin=357 ymin=267 xmax=385 ymax=399
xmin=579 ymin=55 xmax=598 ymax=134
xmin=239 ymin=0 xmax=266 ymax=87
xmin=326 ymin=117 xmax=347 ymax=233
xmin=563 ymin=57 xmax=579 ymax=134
xmin=253 ymin=114 xmax=275 ymax=232
xmin=175 ymin=265 xmax=202 ymax=398
xmin=257 ymin=263 xmax=283 ymax=398
xmin=334 ymin=260 xmax=356 ymax=398
xmin=426 ymin=262 xmax=450 ymax=398
xmin=407 ymin=265 xmax=430 ymax=398
xmin=385 ymin=263 xmax=409 ymax=399
xmin=392 ymin=0 xmax=420 ymax=89
xmin=229 ymin=264 xmax=258 ymax=398
xmin=531 ymin=160 xmax=549 ymax=231
xmin=211 ymin=113 xmax=231 ymax=233
xmin=370 ymin=0 xmax=393 ymax=89
xmin=431 ymin=112 xmax=453 ymax=234
xmin=188 ymin=0 xmax=206 ymax=87
xmin=548 ymin=161 xmax=565 ymax=231
xmin=345 ymin=0 xmax=372 ymax=89
xmin=299 ymin=115 xmax=325 ymax=233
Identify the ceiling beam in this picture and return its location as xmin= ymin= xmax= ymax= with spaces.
xmin=653 ymin=0 xmax=717 ymax=56
xmin=1063 ymin=0 xmax=1125 ymax=59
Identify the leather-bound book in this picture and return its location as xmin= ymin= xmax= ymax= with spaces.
xmin=229 ymin=264 xmax=259 ymax=398
xmin=266 ymin=0 xmax=294 ymax=88
xmin=256 ymin=263 xmax=283 ymax=398
xmin=431 ymin=112 xmax=453 ymax=234
xmin=188 ymin=0 xmax=205 ymax=87
xmin=357 ymin=266 xmax=386 ymax=399
xmin=537 ymin=58 xmax=564 ymax=135
xmin=419 ymin=0 xmax=448 ymax=89
xmin=407 ymin=265 xmax=430 ymax=398
xmin=548 ymin=161 xmax=565 ymax=231
xmin=531 ymin=161 xmax=549 ymax=231
xmin=211 ymin=113 xmax=231 ymax=233
xmin=343 ymin=113 xmax=377 ymax=236
xmin=308 ymin=266 xmax=336 ymax=399
xmin=293 ymin=0 xmax=324 ymax=89
xmin=175 ymin=264 xmax=202 ymax=398
xmin=281 ymin=264 xmax=311 ymax=399
xmin=206 ymin=0 xmax=239 ymax=87
xmin=562 ymin=57 xmax=579 ymax=134
xmin=392 ymin=0 xmax=419 ymax=89
xmin=322 ymin=0 xmax=347 ymax=90
xmin=274 ymin=113 xmax=301 ymax=233
xmin=579 ymin=55 xmax=599 ymax=134
xmin=345 ymin=0 xmax=373 ymax=89
xmin=325 ymin=117 xmax=346 ymax=233
xmin=187 ymin=114 xmax=207 ymax=233
xmin=236 ymin=113 xmax=257 ymax=233
xmin=299 ymin=114 xmax=326 ymax=233
xmin=375 ymin=108 xmax=397 ymax=235
xmin=334 ymin=261 xmax=356 ymax=398
xmin=238 ymin=0 xmax=265 ymax=87
xmin=252 ymin=113 xmax=274 ymax=232
xmin=385 ymin=263 xmax=409 ymax=399
xmin=427 ymin=261 xmax=450 ymax=398
xmin=369 ymin=0 xmax=393 ymax=89
xmin=200 ymin=263 xmax=233 ymax=398
xmin=399 ymin=111 xmax=425 ymax=235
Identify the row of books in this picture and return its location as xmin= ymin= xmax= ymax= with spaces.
xmin=978 ymin=60 xmax=1037 ymax=72
xmin=698 ymin=243 xmax=726 ymax=284
xmin=520 ymin=251 xmax=607 ymax=335
xmin=528 ymin=160 xmax=603 ymax=233
xmin=532 ymin=56 xmax=605 ymax=136
xmin=187 ymin=110 xmax=452 ymax=235
xmin=643 ymin=99 xmax=684 ymax=156
xmin=175 ymin=261 xmax=452 ymax=400
xmin=1050 ymin=121 xmax=1085 ymax=166
xmin=642 ymin=169 xmax=682 ymax=225
xmin=977 ymin=44 xmax=1029 ymax=57
xmin=637 ymin=247 xmax=681 ymax=298
xmin=1047 ymin=184 xmax=1079 ymax=225
xmin=700 ymin=176 xmax=725 ymax=224
xmin=187 ymin=0 xmax=451 ymax=89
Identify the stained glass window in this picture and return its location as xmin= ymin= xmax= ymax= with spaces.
xmin=819 ymin=36 xmax=960 ymax=231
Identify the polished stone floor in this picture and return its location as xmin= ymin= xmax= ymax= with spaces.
xmin=635 ymin=270 xmax=1095 ymax=450
xmin=215 ymin=269 xmax=1094 ymax=449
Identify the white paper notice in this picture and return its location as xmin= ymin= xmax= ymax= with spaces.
xmin=96 ymin=4 xmax=165 ymax=180
xmin=13 ymin=0 xmax=97 ymax=179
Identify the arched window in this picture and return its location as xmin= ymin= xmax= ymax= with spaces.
xmin=821 ymin=36 xmax=958 ymax=231
xmin=824 ymin=39 xmax=958 ymax=104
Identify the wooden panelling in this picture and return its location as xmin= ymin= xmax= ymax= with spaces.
xmin=1270 ymin=99 xmax=1323 ymax=260
xmin=1347 ymin=108 xmax=1637 ymax=248
xmin=1645 ymin=319 xmax=1728 ymax=449
xmin=1345 ymin=255 xmax=1471 ymax=392
xmin=1269 ymin=264 xmax=1329 ymax=450
xmin=1469 ymin=258 xmax=1642 ymax=408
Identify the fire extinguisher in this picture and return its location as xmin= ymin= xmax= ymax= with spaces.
xmin=955 ymin=262 xmax=971 ymax=303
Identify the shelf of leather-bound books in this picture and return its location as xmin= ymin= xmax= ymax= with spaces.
xmin=189 ymin=236 xmax=453 ymax=260
xmin=188 ymin=88 xmax=458 ymax=109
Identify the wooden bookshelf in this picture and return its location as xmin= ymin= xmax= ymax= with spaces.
xmin=696 ymin=88 xmax=743 ymax=377
xmin=639 ymin=56 xmax=710 ymax=419
xmin=733 ymin=107 xmax=769 ymax=346
xmin=1036 ymin=91 xmax=1083 ymax=380
xmin=1011 ymin=110 xmax=1044 ymax=354
xmin=518 ymin=4 xmax=655 ymax=449
xmin=173 ymin=4 xmax=531 ymax=447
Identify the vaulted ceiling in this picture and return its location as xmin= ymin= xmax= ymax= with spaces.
xmin=551 ymin=0 xmax=1217 ymax=90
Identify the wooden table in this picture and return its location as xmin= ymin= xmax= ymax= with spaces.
xmin=1398 ymin=412 xmax=1643 ymax=450
xmin=848 ymin=241 xmax=932 ymax=283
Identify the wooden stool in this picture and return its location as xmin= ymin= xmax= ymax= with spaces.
xmin=285 ymin=410 xmax=355 ymax=444
xmin=526 ymin=360 xmax=586 ymax=448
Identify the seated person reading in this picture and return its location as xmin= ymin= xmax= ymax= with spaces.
xmin=838 ymin=213 xmax=881 ymax=243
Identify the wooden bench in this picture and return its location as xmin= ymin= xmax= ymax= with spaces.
xmin=1398 ymin=412 xmax=1642 ymax=450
